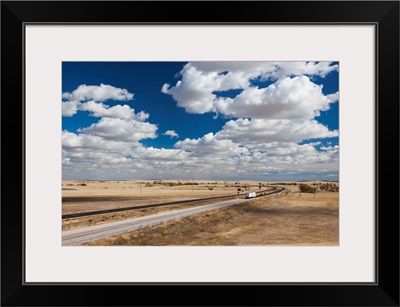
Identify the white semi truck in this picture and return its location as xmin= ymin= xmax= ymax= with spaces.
xmin=245 ymin=192 xmax=257 ymax=199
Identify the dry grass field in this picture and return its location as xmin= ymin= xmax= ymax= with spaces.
xmin=73 ymin=182 xmax=339 ymax=246
xmin=62 ymin=179 xmax=265 ymax=230
xmin=62 ymin=179 xmax=260 ymax=214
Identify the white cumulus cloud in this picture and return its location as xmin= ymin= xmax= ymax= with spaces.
xmin=62 ymin=130 xmax=132 ymax=152
xmin=79 ymin=117 xmax=158 ymax=143
xmin=215 ymin=76 xmax=335 ymax=119
xmin=162 ymin=62 xmax=339 ymax=116
xmin=163 ymin=130 xmax=179 ymax=138
xmin=79 ymin=101 xmax=149 ymax=121
xmin=62 ymin=100 xmax=80 ymax=117
xmin=175 ymin=132 xmax=249 ymax=157
xmin=62 ymin=84 xmax=135 ymax=118
xmin=62 ymin=83 xmax=134 ymax=102
xmin=217 ymin=118 xmax=338 ymax=144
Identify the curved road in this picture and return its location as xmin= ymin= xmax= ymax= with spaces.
xmin=62 ymin=189 xmax=285 ymax=246
xmin=62 ymin=188 xmax=274 ymax=220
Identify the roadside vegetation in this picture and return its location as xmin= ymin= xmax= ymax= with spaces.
xmin=299 ymin=183 xmax=317 ymax=193
xmin=85 ymin=190 xmax=339 ymax=246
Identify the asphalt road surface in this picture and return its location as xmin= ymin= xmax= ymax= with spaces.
xmin=62 ymin=189 xmax=285 ymax=246
xmin=63 ymin=198 xmax=252 ymax=245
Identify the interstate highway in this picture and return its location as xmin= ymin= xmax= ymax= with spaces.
xmin=62 ymin=188 xmax=285 ymax=246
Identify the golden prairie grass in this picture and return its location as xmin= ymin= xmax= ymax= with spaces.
xmin=84 ymin=190 xmax=339 ymax=246
xmin=62 ymin=179 xmax=275 ymax=230
xmin=62 ymin=179 xmax=262 ymax=215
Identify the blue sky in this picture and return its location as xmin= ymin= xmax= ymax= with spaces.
xmin=62 ymin=62 xmax=339 ymax=181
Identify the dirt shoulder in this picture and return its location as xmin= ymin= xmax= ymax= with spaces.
xmin=85 ymin=191 xmax=339 ymax=246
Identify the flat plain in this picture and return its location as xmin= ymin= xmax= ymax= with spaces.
xmin=62 ymin=180 xmax=339 ymax=246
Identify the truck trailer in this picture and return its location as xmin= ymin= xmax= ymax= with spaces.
xmin=245 ymin=192 xmax=257 ymax=199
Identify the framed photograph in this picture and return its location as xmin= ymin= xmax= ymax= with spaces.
xmin=1 ymin=1 xmax=399 ymax=306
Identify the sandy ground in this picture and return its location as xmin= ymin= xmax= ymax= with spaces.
xmin=83 ymin=187 xmax=339 ymax=246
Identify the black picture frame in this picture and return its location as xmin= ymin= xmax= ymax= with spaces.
xmin=1 ymin=1 xmax=399 ymax=306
